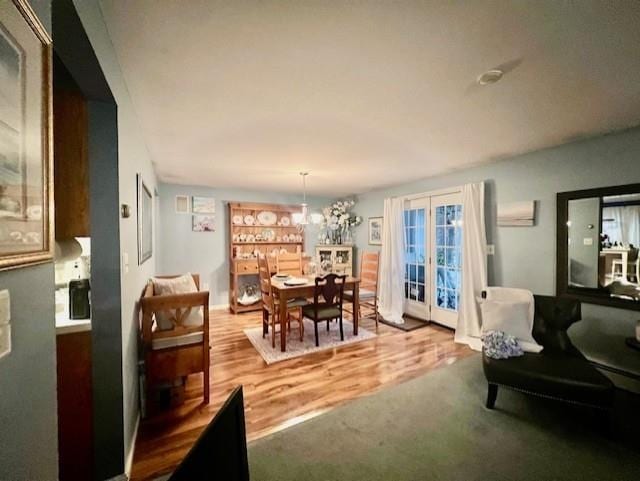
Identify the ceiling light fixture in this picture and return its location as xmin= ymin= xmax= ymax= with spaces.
xmin=477 ymin=69 xmax=504 ymax=86
xmin=292 ymin=172 xmax=323 ymax=228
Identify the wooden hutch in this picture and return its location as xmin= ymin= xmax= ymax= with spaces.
xmin=228 ymin=201 xmax=305 ymax=313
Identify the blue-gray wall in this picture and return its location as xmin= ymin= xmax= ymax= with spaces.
xmin=158 ymin=183 xmax=332 ymax=305
xmin=352 ymin=126 xmax=640 ymax=375
xmin=0 ymin=3 xmax=58 ymax=481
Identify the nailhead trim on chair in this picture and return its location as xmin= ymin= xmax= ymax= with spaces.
xmin=493 ymin=383 xmax=613 ymax=411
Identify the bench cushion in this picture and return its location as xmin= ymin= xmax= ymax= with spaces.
xmin=483 ymin=351 xmax=614 ymax=408
xmin=152 ymin=331 xmax=204 ymax=350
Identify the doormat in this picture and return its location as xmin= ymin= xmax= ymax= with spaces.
xmin=380 ymin=314 xmax=430 ymax=332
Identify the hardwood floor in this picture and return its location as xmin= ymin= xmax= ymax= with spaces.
xmin=130 ymin=309 xmax=473 ymax=481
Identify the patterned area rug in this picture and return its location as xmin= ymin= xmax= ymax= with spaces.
xmin=244 ymin=318 xmax=377 ymax=364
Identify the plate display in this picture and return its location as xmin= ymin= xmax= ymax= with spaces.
xmin=232 ymin=215 xmax=244 ymax=225
xmin=244 ymin=214 xmax=255 ymax=225
xmin=257 ymin=211 xmax=277 ymax=226
xmin=262 ymin=229 xmax=275 ymax=241
xmin=280 ymin=216 xmax=290 ymax=226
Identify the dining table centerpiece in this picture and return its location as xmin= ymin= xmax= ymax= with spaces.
xmin=319 ymin=200 xmax=362 ymax=245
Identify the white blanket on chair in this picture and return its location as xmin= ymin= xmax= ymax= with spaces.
xmin=482 ymin=287 xmax=543 ymax=353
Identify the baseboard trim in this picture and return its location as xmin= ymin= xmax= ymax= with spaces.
xmin=125 ymin=413 xmax=141 ymax=479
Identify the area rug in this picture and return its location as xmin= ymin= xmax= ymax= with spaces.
xmin=249 ymin=355 xmax=640 ymax=481
xmin=244 ymin=318 xmax=377 ymax=364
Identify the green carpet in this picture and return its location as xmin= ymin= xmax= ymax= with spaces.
xmin=248 ymin=355 xmax=639 ymax=481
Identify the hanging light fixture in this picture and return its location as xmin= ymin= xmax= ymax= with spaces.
xmin=292 ymin=172 xmax=323 ymax=227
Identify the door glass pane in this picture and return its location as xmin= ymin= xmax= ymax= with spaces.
xmin=436 ymin=287 xmax=446 ymax=307
xmin=436 ymin=206 xmax=445 ymax=226
xmin=404 ymin=207 xmax=427 ymax=306
xmin=434 ymin=203 xmax=463 ymax=312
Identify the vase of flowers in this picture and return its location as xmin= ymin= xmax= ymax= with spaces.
xmin=319 ymin=199 xmax=362 ymax=245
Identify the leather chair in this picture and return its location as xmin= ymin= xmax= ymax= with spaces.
xmin=483 ymin=295 xmax=614 ymax=412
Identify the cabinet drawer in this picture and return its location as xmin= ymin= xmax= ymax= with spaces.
xmin=236 ymin=261 xmax=258 ymax=274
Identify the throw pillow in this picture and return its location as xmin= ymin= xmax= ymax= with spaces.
xmin=151 ymin=274 xmax=203 ymax=330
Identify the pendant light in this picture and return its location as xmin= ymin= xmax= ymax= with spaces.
xmin=292 ymin=172 xmax=323 ymax=227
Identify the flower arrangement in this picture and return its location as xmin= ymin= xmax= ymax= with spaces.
xmin=319 ymin=199 xmax=362 ymax=244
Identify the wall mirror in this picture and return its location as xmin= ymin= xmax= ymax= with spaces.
xmin=557 ymin=183 xmax=640 ymax=310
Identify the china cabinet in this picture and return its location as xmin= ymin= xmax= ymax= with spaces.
xmin=315 ymin=245 xmax=354 ymax=276
xmin=228 ymin=202 xmax=305 ymax=313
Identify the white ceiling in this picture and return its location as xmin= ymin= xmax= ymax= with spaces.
xmin=99 ymin=0 xmax=640 ymax=196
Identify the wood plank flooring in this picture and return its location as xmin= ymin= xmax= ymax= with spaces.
xmin=130 ymin=310 xmax=473 ymax=481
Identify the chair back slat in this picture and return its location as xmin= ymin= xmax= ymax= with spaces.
xmin=276 ymin=251 xmax=303 ymax=276
xmin=359 ymin=251 xmax=380 ymax=291
xmin=312 ymin=273 xmax=347 ymax=311
xmin=258 ymin=255 xmax=275 ymax=313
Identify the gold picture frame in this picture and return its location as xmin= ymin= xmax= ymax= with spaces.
xmin=0 ymin=0 xmax=53 ymax=270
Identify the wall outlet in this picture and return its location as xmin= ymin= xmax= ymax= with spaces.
xmin=583 ymin=237 xmax=593 ymax=246
xmin=486 ymin=244 xmax=495 ymax=255
xmin=0 ymin=290 xmax=10 ymax=325
xmin=0 ymin=324 xmax=10 ymax=360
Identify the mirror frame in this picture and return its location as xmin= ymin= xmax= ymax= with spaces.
xmin=557 ymin=182 xmax=640 ymax=311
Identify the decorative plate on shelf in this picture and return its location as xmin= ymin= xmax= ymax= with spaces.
xmin=244 ymin=214 xmax=255 ymax=225
xmin=257 ymin=211 xmax=277 ymax=226
xmin=232 ymin=215 xmax=244 ymax=225
xmin=280 ymin=216 xmax=290 ymax=226
xmin=262 ymin=229 xmax=275 ymax=241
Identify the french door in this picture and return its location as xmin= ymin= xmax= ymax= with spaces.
xmin=403 ymin=198 xmax=429 ymax=318
xmin=403 ymin=192 xmax=463 ymax=329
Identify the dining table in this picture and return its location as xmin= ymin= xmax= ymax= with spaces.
xmin=270 ymin=275 xmax=360 ymax=352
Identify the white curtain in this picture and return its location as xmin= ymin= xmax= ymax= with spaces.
xmin=378 ymin=197 xmax=406 ymax=324
xmin=455 ymin=182 xmax=487 ymax=350
xmin=603 ymin=206 xmax=640 ymax=247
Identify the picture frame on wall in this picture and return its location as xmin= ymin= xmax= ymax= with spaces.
xmin=192 ymin=196 xmax=215 ymax=214
xmin=368 ymin=217 xmax=382 ymax=245
xmin=0 ymin=0 xmax=53 ymax=270
xmin=175 ymin=195 xmax=189 ymax=214
xmin=192 ymin=214 xmax=215 ymax=232
xmin=137 ymin=173 xmax=153 ymax=264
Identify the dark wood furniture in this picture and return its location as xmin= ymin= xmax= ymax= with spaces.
xmin=344 ymin=251 xmax=380 ymax=327
xmin=168 ymin=386 xmax=249 ymax=481
xmin=53 ymin=55 xmax=90 ymax=239
xmin=302 ymin=274 xmax=348 ymax=347
xmin=56 ymin=329 xmax=93 ymax=481
xmin=258 ymin=255 xmax=304 ymax=347
xmin=483 ymin=295 xmax=614 ymax=414
xmin=140 ymin=274 xmax=210 ymax=412
xmin=270 ymin=275 xmax=361 ymax=352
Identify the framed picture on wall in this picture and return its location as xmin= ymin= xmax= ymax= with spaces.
xmin=193 ymin=214 xmax=215 ymax=232
xmin=369 ymin=217 xmax=382 ymax=245
xmin=0 ymin=0 xmax=53 ymax=270
xmin=192 ymin=196 xmax=215 ymax=214
xmin=175 ymin=195 xmax=189 ymax=214
xmin=137 ymin=173 xmax=153 ymax=264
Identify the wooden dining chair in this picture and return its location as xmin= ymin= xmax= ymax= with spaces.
xmin=258 ymin=255 xmax=305 ymax=348
xmin=344 ymin=251 xmax=380 ymax=327
xmin=302 ymin=274 xmax=347 ymax=347
xmin=276 ymin=250 xmax=303 ymax=276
